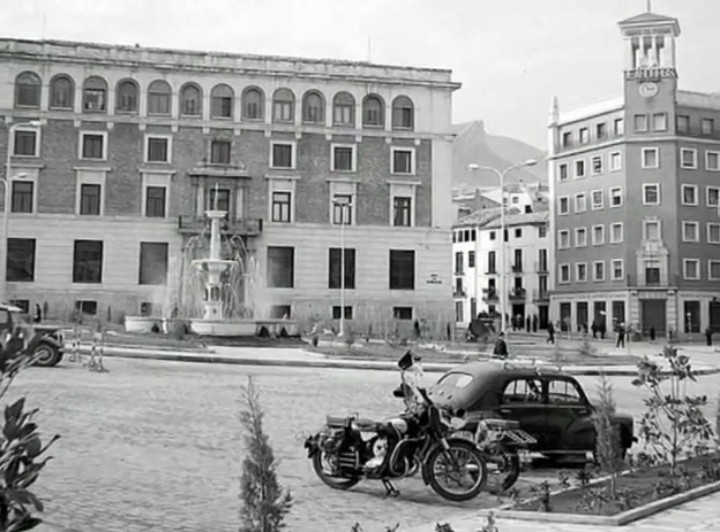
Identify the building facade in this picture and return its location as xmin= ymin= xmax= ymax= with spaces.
xmin=549 ymin=9 xmax=720 ymax=337
xmin=452 ymin=208 xmax=550 ymax=329
xmin=0 ymin=38 xmax=460 ymax=331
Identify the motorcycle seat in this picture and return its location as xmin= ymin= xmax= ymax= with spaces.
xmin=352 ymin=418 xmax=378 ymax=432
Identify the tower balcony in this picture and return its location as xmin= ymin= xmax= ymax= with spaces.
xmin=178 ymin=216 xmax=263 ymax=237
xmin=508 ymin=287 xmax=527 ymax=300
xmin=482 ymin=288 xmax=498 ymax=302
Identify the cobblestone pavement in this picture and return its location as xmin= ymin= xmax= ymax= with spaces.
xmin=6 ymin=357 xmax=717 ymax=532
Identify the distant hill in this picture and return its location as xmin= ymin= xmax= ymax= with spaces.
xmin=452 ymin=121 xmax=547 ymax=189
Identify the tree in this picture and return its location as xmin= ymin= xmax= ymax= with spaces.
xmin=592 ymin=373 xmax=622 ymax=497
xmin=239 ymin=377 xmax=292 ymax=532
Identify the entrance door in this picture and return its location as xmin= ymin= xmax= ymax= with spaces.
xmin=576 ymin=302 xmax=588 ymax=332
xmin=539 ymin=305 xmax=549 ymax=329
xmin=641 ymin=300 xmax=666 ymax=336
xmin=560 ymin=303 xmax=571 ymax=332
xmin=710 ymin=301 xmax=720 ymax=333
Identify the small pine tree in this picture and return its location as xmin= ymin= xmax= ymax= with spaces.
xmin=239 ymin=377 xmax=292 ymax=532
xmin=593 ymin=373 xmax=623 ymax=497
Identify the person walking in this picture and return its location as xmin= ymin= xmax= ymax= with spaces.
xmin=546 ymin=321 xmax=555 ymax=344
xmin=649 ymin=326 xmax=656 ymax=342
xmin=493 ymin=332 xmax=509 ymax=359
xmin=616 ymin=322 xmax=625 ymax=348
xmin=705 ymin=327 xmax=713 ymax=346
xmin=33 ymin=304 xmax=42 ymax=324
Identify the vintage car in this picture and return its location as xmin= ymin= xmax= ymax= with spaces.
xmin=0 ymin=304 xmax=64 ymax=367
xmin=428 ymin=361 xmax=634 ymax=462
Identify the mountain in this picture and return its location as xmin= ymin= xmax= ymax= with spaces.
xmin=451 ymin=121 xmax=547 ymax=189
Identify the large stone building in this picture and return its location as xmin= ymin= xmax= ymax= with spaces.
xmin=549 ymin=8 xmax=720 ymax=337
xmin=0 ymin=38 xmax=459 ymax=331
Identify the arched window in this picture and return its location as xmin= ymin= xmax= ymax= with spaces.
xmin=242 ymin=87 xmax=264 ymax=120
xmin=147 ymin=80 xmax=171 ymax=115
xmin=302 ymin=90 xmax=324 ymax=124
xmin=362 ymin=94 xmax=384 ymax=128
xmin=272 ymin=88 xmax=295 ymax=123
xmin=180 ymin=83 xmax=202 ymax=116
xmin=83 ymin=76 xmax=108 ymax=112
xmin=116 ymin=79 xmax=139 ymax=113
xmin=333 ymin=92 xmax=355 ymax=126
xmin=211 ymin=84 xmax=234 ymax=119
xmin=392 ymin=96 xmax=414 ymax=130
xmin=15 ymin=72 xmax=41 ymax=108
xmin=50 ymin=74 xmax=74 ymax=109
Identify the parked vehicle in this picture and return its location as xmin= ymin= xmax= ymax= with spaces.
xmin=304 ymin=351 xmax=488 ymax=502
xmin=429 ymin=361 xmax=635 ymax=463
xmin=0 ymin=304 xmax=64 ymax=367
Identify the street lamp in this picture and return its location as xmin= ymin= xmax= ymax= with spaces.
xmin=2 ymin=120 xmax=42 ymax=302
xmin=332 ymin=196 xmax=351 ymax=338
xmin=467 ymin=159 xmax=538 ymax=335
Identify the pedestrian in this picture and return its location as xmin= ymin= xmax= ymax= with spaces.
xmin=413 ymin=319 xmax=421 ymax=339
xmin=649 ymin=326 xmax=656 ymax=342
xmin=616 ymin=322 xmax=625 ymax=348
xmin=546 ymin=321 xmax=555 ymax=344
xmin=591 ymin=322 xmax=598 ymax=339
xmin=706 ymin=327 xmax=713 ymax=346
xmin=532 ymin=314 xmax=538 ymax=332
xmin=33 ymin=303 xmax=42 ymax=323
xmin=493 ymin=332 xmax=509 ymax=359
xmin=526 ymin=316 xmax=531 ymax=332
xmin=599 ymin=322 xmax=606 ymax=339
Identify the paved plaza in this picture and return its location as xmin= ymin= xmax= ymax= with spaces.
xmin=5 ymin=350 xmax=718 ymax=531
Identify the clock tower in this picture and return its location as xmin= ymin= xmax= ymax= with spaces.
xmin=618 ymin=9 xmax=681 ymax=135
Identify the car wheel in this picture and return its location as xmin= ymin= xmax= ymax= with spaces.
xmin=32 ymin=343 xmax=61 ymax=367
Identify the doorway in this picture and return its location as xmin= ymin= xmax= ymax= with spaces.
xmin=710 ymin=300 xmax=720 ymax=333
xmin=641 ymin=300 xmax=666 ymax=336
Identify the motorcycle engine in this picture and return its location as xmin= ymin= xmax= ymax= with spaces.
xmin=363 ymin=437 xmax=389 ymax=472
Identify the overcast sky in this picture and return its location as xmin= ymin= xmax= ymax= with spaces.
xmin=3 ymin=0 xmax=720 ymax=148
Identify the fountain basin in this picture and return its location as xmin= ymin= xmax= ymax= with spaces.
xmin=189 ymin=318 xmax=298 ymax=337
xmin=125 ymin=316 xmax=161 ymax=333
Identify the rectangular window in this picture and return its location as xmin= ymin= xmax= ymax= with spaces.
xmin=331 ymin=194 xmax=353 ymax=225
xmin=609 ymin=152 xmax=622 ymax=171
xmin=593 ymin=261 xmax=605 ymax=281
xmin=391 ymin=148 xmax=414 ymax=174
xmin=328 ymin=248 xmax=356 ymax=289
xmin=682 ymin=221 xmax=699 ymax=242
xmin=634 ymin=114 xmax=648 ymax=132
xmin=389 ymin=249 xmax=415 ymax=290
xmin=643 ymin=184 xmax=660 ymax=205
xmin=267 ymin=246 xmax=294 ymax=288
xmin=709 ymin=260 xmax=720 ymax=280
xmin=139 ymin=242 xmax=168 ymax=285
xmin=575 ymin=227 xmax=587 ymax=247
xmin=645 ymin=263 xmax=661 ymax=285
xmin=708 ymin=223 xmax=720 ymax=244
xmin=596 ymin=122 xmax=607 ymax=140
xmin=210 ymin=140 xmax=231 ymax=164
xmin=211 ymin=96 xmax=232 ymax=118
xmin=81 ymin=133 xmax=105 ymax=160
xmin=271 ymin=191 xmax=292 ymax=223
xmin=562 ymin=131 xmax=572 ymax=148
xmin=591 ymin=155 xmax=603 ymax=175
xmin=558 ymin=196 xmax=569 ymax=215
xmin=611 ymin=259 xmax=624 ymax=280
xmin=642 ymin=147 xmax=659 ymax=168
xmin=644 ymin=220 xmax=661 ymax=240
xmin=681 ymin=148 xmax=698 ymax=169
xmin=592 ymin=224 xmax=605 ymax=245
xmin=610 ymin=222 xmax=624 ymax=244
xmin=559 ymin=264 xmax=570 ymax=283
xmin=332 ymin=145 xmax=355 ymax=172
xmin=455 ymin=252 xmax=464 ymax=275
xmin=683 ymin=259 xmax=700 ymax=280
xmin=538 ymin=224 xmax=547 ymax=238
xmin=487 ymin=251 xmax=496 ymax=273
xmin=702 ymin=118 xmax=714 ymax=136
xmin=677 ymin=115 xmax=690 ymax=133
xmin=334 ymin=104 xmax=353 ymax=126
xmin=83 ymin=89 xmax=105 ymax=112
xmin=558 ymin=163 xmax=568 ymax=181
xmin=574 ymin=192 xmax=587 ymax=213
xmin=614 ymin=118 xmax=624 ymax=136
xmin=332 ymin=306 xmax=353 ymax=320
xmin=73 ymin=240 xmax=103 ymax=284
xmin=574 ymin=159 xmax=586 ymax=178
xmin=652 ymin=112 xmax=667 ymax=131
xmin=75 ymin=300 xmax=97 ymax=316
xmin=393 ymin=307 xmax=413 ymax=320
xmin=208 ymin=188 xmax=230 ymax=212
xmin=468 ymin=250 xmax=475 ymax=268
xmin=591 ymin=190 xmax=603 ymax=210
xmin=393 ymin=196 xmax=412 ymax=227
xmin=145 ymin=186 xmax=166 ymax=217
xmin=11 ymin=181 xmax=33 ymax=213
xmin=706 ymin=151 xmax=720 ymax=171
xmin=6 ymin=238 xmax=35 ymax=282
xmin=80 ymin=183 xmax=101 ymax=215
xmin=576 ymin=262 xmax=588 ymax=282
xmin=271 ymin=142 xmax=294 ymax=169
xmin=558 ymin=230 xmax=570 ymax=249
xmin=609 ymin=186 xmax=623 ymax=207
xmin=13 ymin=130 xmax=38 ymax=156
xmin=147 ymin=136 xmax=170 ymax=163
xmin=681 ymin=185 xmax=698 ymax=206
xmin=579 ymin=128 xmax=589 ymax=144
xmin=708 ymin=187 xmax=720 ymax=207
xmin=148 ymin=91 xmax=170 ymax=115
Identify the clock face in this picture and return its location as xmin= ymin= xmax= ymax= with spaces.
xmin=639 ymin=82 xmax=659 ymax=98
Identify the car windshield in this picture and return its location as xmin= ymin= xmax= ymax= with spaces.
xmin=435 ymin=372 xmax=474 ymax=389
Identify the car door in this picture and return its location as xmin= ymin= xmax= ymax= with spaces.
xmin=494 ymin=377 xmax=547 ymax=449
xmin=543 ymin=377 xmax=593 ymax=452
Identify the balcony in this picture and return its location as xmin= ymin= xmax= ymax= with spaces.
xmin=178 ymin=216 xmax=263 ymax=237
xmin=511 ymin=264 xmax=523 ymax=273
xmin=482 ymin=288 xmax=498 ymax=302
xmin=534 ymin=261 xmax=548 ymax=273
xmin=533 ymin=289 xmax=550 ymax=302
xmin=508 ymin=287 xmax=527 ymax=300
xmin=486 ymin=269 xmax=498 ymax=275
xmin=453 ymin=288 xmax=466 ymax=298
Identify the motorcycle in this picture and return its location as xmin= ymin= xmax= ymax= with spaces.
xmin=303 ymin=351 xmax=488 ymax=502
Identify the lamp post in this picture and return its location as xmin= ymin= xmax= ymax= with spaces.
xmin=1 ymin=120 xmax=42 ymax=303
xmin=332 ymin=196 xmax=351 ymax=337
xmin=467 ymin=159 xmax=538 ymax=335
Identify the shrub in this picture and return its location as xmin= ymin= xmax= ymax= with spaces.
xmin=239 ymin=376 xmax=292 ymax=532
xmin=592 ymin=373 xmax=623 ymax=497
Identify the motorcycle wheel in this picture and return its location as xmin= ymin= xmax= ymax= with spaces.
xmin=312 ymin=451 xmax=361 ymax=490
xmin=426 ymin=439 xmax=487 ymax=502
xmin=483 ymin=451 xmax=521 ymax=493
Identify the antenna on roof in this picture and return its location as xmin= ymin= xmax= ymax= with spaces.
xmin=41 ymin=13 xmax=47 ymax=40
xmin=646 ymin=0 xmax=652 ymax=12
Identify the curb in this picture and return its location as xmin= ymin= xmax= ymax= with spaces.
xmin=68 ymin=347 xmax=720 ymax=376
